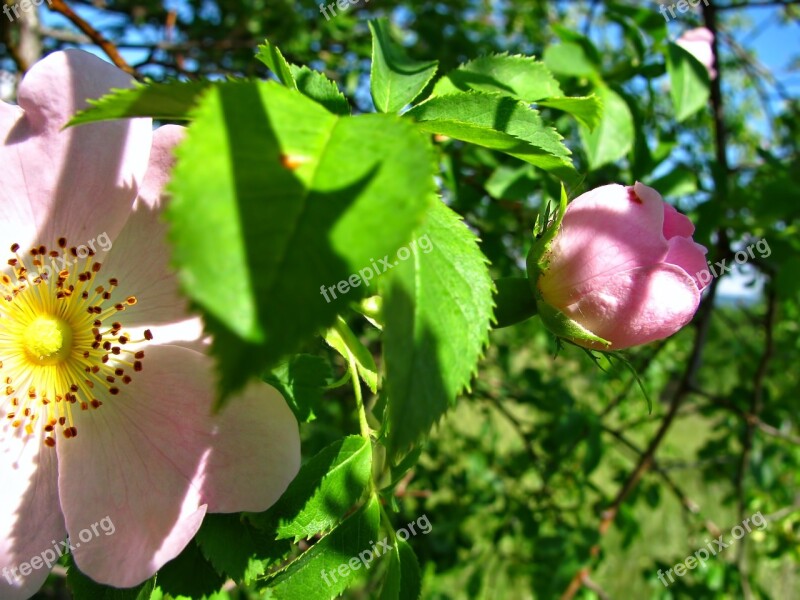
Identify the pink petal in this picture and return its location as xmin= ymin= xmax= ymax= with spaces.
xmin=539 ymin=183 xmax=668 ymax=307
xmin=662 ymin=203 xmax=695 ymax=239
xmin=0 ymin=420 xmax=66 ymax=600
xmin=665 ymin=236 xmax=711 ymax=290
xmin=96 ymin=125 xmax=191 ymax=329
xmin=676 ymin=28 xmax=717 ymax=79
xmin=0 ymin=50 xmax=152 ymax=251
xmin=0 ymin=102 xmax=36 ymax=249
xmin=561 ymin=264 xmax=701 ymax=350
xmin=679 ymin=27 xmax=714 ymax=45
xmin=58 ymin=345 xmax=300 ymax=588
xmin=137 ymin=125 xmax=185 ymax=210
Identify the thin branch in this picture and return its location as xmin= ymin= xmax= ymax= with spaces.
xmin=47 ymin=0 xmax=135 ymax=76
xmin=602 ymin=425 xmax=703 ymax=517
xmin=485 ymin=395 xmax=540 ymax=463
xmin=37 ymin=25 xmax=263 ymax=53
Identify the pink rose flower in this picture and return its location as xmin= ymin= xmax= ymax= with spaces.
xmin=676 ymin=27 xmax=717 ymax=79
xmin=0 ymin=50 xmax=300 ymax=598
xmin=536 ymin=182 xmax=710 ymax=350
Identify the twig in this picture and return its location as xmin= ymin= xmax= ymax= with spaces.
xmin=46 ymin=0 xmax=135 ymax=76
xmin=602 ymin=425 xmax=702 ymax=517
xmin=485 ymin=395 xmax=539 ymax=463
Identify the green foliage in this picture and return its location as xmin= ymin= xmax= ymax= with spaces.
xmin=68 ymin=81 xmax=211 ymax=125
xmin=264 ymin=496 xmax=382 ymax=599
xmin=406 ymin=93 xmax=576 ymax=177
xmin=166 ymin=80 xmax=436 ymax=400
xmin=381 ymin=200 xmax=494 ymax=458
xmin=157 ymin=541 xmax=227 ymax=598
xmin=578 ymin=84 xmax=635 ymax=169
xmin=493 ymin=277 xmax=538 ymax=328
xmin=324 ymin=317 xmax=379 ymax=393
xmin=543 ymin=42 xmax=600 ymax=78
xmin=432 ymin=54 xmax=562 ymax=101
xmin=380 ymin=539 xmax=422 ymax=600
xmin=666 ymin=42 xmax=712 ymax=122
xmin=196 ymin=514 xmax=285 ymax=584
xmin=256 ymin=40 xmax=298 ymax=89
xmin=250 ymin=436 xmax=373 ymax=542
xmin=369 ymin=18 xmax=439 ymax=113
xmin=257 ymin=39 xmax=350 ymax=114
xmin=289 ymin=65 xmax=351 ymax=115
xmin=264 ymin=354 xmax=332 ymax=423
xmin=536 ymin=95 xmax=603 ymax=131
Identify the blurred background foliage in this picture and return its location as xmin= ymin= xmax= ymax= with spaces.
xmin=3 ymin=0 xmax=798 ymax=598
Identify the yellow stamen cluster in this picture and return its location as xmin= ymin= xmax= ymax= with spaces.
xmin=0 ymin=239 xmax=151 ymax=447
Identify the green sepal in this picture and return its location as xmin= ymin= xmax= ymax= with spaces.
xmin=526 ymin=182 xmax=569 ymax=284
xmin=536 ymin=301 xmax=611 ymax=348
xmin=525 ymin=183 xmax=611 ymax=348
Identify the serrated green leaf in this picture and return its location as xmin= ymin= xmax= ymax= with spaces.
xmin=382 ymin=200 xmax=494 ymax=458
xmin=432 ymin=53 xmax=562 ymax=101
xmin=380 ymin=538 xmax=422 ymax=600
xmin=66 ymin=554 xmax=156 ymax=600
xmin=249 ymin=436 xmax=373 ymax=542
xmin=276 ymin=436 xmax=372 ymax=541
xmin=666 ymin=42 xmax=711 ymax=122
xmin=369 ymin=18 xmax=439 ymax=112
xmin=166 ymin=81 xmax=435 ymax=400
xmin=256 ymin=40 xmax=297 ymax=89
xmin=264 ymin=496 xmax=382 ymax=599
xmin=263 ymin=354 xmax=332 ymax=423
xmin=289 ymin=65 xmax=350 ymax=115
xmin=324 ymin=317 xmax=378 ymax=393
xmin=156 ymin=541 xmax=227 ymax=599
xmin=405 ymin=92 xmax=575 ymax=177
xmin=196 ymin=513 xmax=288 ymax=585
xmin=536 ymin=95 xmax=602 ymax=131
xmin=578 ymin=85 xmax=634 ymax=169
xmin=67 ymin=81 xmax=212 ymax=126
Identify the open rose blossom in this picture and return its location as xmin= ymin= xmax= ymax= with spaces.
xmin=676 ymin=27 xmax=717 ymax=79
xmin=0 ymin=50 xmax=301 ymax=598
xmin=535 ymin=182 xmax=710 ymax=350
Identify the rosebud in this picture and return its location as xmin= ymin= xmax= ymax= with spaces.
xmin=529 ymin=182 xmax=709 ymax=350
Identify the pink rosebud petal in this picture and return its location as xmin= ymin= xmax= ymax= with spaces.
xmin=536 ymin=182 xmax=707 ymax=349
xmin=665 ymin=236 xmax=711 ymax=290
xmin=663 ymin=202 xmax=695 ymax=239
xmin=559 ymin=264 xmax=701 ymax=350
xmin=538 ymin=183 xmax=668 ymax=309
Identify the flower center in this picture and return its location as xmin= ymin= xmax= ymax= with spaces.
xmin=0 ymin=239 xmax=151 ymax=447
xmin=24 ymin=316 xmax=74 ymax=365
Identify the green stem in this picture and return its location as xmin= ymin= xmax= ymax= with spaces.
xmin=347 ymin=353 xmax=371 ymax=442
